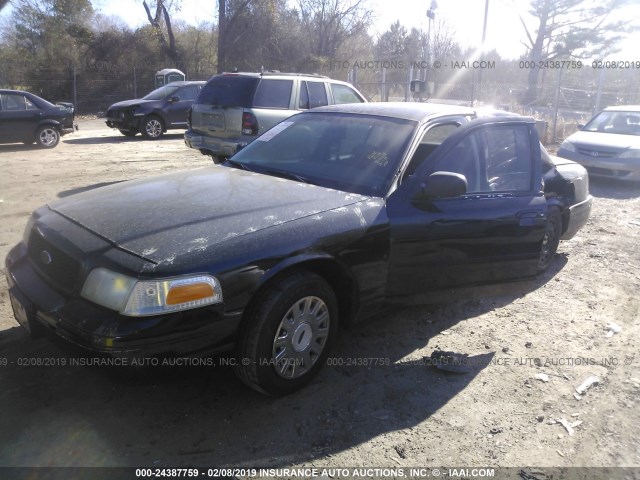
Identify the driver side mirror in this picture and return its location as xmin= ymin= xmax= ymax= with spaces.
xmin=413 ymin=171 xmax=467 ymax=202
xmin=577 ymin=123 xmax=585 ymax=130
xmin=169 ymin=96 xmax=180 ymax=103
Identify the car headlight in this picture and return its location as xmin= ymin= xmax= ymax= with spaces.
xmin=618 ymin=149 xmax=640 ymax=159
xmin=559 ymin=140 xmax=576 ymax=153
xmin=81 ymin=268 xmax=223 ymax=316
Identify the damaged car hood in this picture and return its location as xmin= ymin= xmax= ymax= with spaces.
xmin=49 ymin=167 xmax=367 ymax=264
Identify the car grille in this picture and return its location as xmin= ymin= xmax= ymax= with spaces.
xmin=585 ymin=166 xmax=631 ymax=178
xmin=576 ymin=147 xmax=617 ymax=158
xmin=27 ymin=229 xmax=81 ymax=295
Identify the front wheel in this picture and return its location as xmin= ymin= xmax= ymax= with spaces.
xmin=538 ymin=208 xmax=562 ymax=272
xmin=141 ymin=116 xmax=164 ymax=140
xmin=35 ymin=126 xmax=60 ymax=148
xmin=235 ymin=271 xmax=338 ymax=396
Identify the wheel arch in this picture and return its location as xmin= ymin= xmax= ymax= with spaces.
xmin=546 ymin=199 xmax=568 ymax=235
xmin=240 ymin=254 xmax=360 ymax=333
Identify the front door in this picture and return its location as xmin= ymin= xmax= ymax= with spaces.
xmin=386 ymin=118 xmax=548 ymax=295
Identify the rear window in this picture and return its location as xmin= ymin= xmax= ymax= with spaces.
xmin=252 ymin=79 xmax=293 ymax=109
xmin=197 ymin=75 xmax=258 ymax=107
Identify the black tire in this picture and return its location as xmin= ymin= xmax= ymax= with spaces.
xmin=234 ymin=271 xmax=338 ymax=396
xmin=538 ymin=208 xmax=562 ymax=272
xmin=118 ymin=129 xmax=138 ymax=137
xmin=35 ymin=126 xmax=60 ymax=148
xmin=141 ymin=116 xmax=164 ymax=140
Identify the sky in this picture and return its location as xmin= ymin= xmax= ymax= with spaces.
xmin=2 ymin=0 xmax=640 ymax=61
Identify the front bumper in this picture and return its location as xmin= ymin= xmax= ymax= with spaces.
xmin=5 ymin=243 xmax=241 ymax=359
xmin=557 ymin=149 xmax=640 ymax=181
xmin=106 ymin=114 xmax=140 ymax=132
xmin=561 ymin=195 xmax=593 ymax=240
xmin=184 ymin=130 xmax=248 ymax=157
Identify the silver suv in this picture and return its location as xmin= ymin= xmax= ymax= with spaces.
xmin=184 ymin=72 xmax=366 ymax=162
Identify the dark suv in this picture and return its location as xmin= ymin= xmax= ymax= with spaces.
xmin=0 ymin=89 xmax=77 ymax=148
xmin=105 ymin=81 xmax=205 ymax=139
xmin=184 ymin=72 xmax=366 ymax=162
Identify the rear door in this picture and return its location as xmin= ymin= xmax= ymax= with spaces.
xmin=165 ymin=85 xmax=199 ymax=127
xmin=386 ymin=118 xmax=548 ymax=295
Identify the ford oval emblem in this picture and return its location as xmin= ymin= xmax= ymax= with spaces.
xmin=40 ymin=250 xmax=52 ymax=265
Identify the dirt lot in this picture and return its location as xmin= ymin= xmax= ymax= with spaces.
xmin=0 ymin=119 xmax=639 ymax=473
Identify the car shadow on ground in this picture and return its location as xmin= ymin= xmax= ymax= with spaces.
xmin=64 ymin=133 xmax=186 ymax=145
xmin=0 ymin=256 xmax=566 ymax=467
xmin=0 ymin=144 xmax=43 ymax=153
xmin=589 ymin=177 xmax=640 ymax=200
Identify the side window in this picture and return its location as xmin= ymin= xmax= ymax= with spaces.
xmin=433 ymin=125 xmax=532 ymax=194
xmin=403 ymin=123 xmax=461 ymax=179
xmin=1 ymin=94 xmax=28 ymax=111
xmin=299 ymin=81 xmax=328 ymax=109
xmin=177 ymin=86 xmax=198 ymax=101
xmin=434 ymin=134 xmax=483 ymax=193
xmin=331 ymin=83 xmax=363 ymax=104
xmin=25 ymin=97 xmax=38 ymax=110
xmin=482 ymin=126 xmax=532 ymax=192
xmin=253 ymin=79 xmax=293 ymax=108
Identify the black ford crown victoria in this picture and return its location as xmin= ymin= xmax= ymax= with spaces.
xmin=6 ymin=103 xmax=592 ymax=395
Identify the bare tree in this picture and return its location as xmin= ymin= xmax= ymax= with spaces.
xmin=520 ymin=0 xmax=633 ymax=104
xmin=296 ymin=0 xmax=372 ymax=59
xmin=143 ymin=0 xmax=179 ymax=64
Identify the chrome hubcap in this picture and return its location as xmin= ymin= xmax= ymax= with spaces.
xmin=145 ymin=120 xmax=162 ymax=138
xmin=39 ymin=128 xmax=57 ymax=146
xmin=272 ymin=296 xmax=330 ymax=379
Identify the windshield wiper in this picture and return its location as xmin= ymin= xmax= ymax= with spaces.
xmin=263 ymin=168 xmax=309 ymax=184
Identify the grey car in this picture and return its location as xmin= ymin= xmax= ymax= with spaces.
xmin=184 ymin=72 xmax=366 ymax=163
xmin=557 ymin=105 xmax=640 ymax=181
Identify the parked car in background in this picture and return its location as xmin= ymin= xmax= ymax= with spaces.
xmin=184 ymin=72 xmax=367 ymax=163
xmin=0 ymin=89 xmax=77 ymax=148
xmin=557 ymin=105 xmax=640 ymax=181
xmin=6 ymin=103 xmax=591 ymax=396
xmin=105 ymin=81 xmax=205 ymax=140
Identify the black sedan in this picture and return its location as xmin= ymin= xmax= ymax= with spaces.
xmin=6 ymin=103 xmax=592 ymax=396
xmin=105 ymin=81 xmax=205 ymax=139
xmin=0 ymin=89 xmax=77 ymax=148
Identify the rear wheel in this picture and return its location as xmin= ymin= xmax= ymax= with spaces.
xmin=141 ymin=116 xmax=164 ymax=140
xmin=118 ymin=129 xmax=138 ymax=137
xmin=538 ymin=208 xmax=562 ymax=272
xmin=35 ymin=126 xmax=60 ymax=148
xmin=234 ymin=271 xmax=338 ymax=396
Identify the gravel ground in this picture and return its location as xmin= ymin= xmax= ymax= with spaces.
xmin=0 ymin=119 xmax=638 ymax=473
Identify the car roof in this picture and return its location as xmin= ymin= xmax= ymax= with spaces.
xmin=0 ymin=89 xmax=34 ymax=95
xmin=219 ymin=72 xmax=329 ymax=79
xmin=164 ymin=81 xmax=206 ymax=86
xmin=603 ymin=105 xmax=640 ymax=112
xmin=310 ymin=102 xmax=478 ymax=122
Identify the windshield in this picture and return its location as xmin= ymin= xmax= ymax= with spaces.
xmin=228 ymin=112 xmax=416 ymax=196
xmin=583 ymin=110 xmax=640 ymax=136
xmin=143 ymin=85 xmax=180 ymax=100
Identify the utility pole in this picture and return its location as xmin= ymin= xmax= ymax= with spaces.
xmin=478 ymin=0 xmax=489 ymax=103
